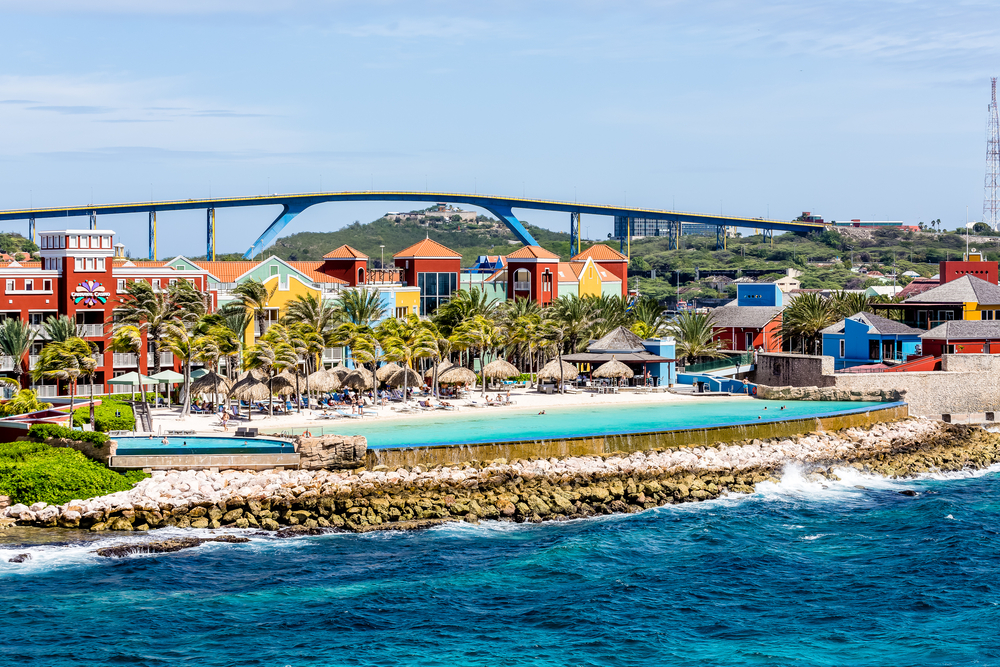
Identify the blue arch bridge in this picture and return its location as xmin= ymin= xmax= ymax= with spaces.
xmin=0 ymin=191 xmax=825 ymax=260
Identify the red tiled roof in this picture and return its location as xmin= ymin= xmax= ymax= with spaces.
xmin=323 ymin=244 xmax=368 ymax=259
xmin=191 ymin=261 xmax=259 ymax=282
xmin=505 ymin=245 xmax=559 ymax=260
xmin=287 ymin=261 xmax=348 ymax=285
xmin=897 ymin=277 xmax=939 ymax=300
xmin=393 ymin=237 xmax=461 ymax=258
xmin=113 ymin=259 xmax=168 ymax=268
xmin=571 ymin=244 xmax=628 ymax=262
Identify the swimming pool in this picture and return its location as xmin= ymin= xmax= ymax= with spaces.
xmin=113 ymin=435 xmax=294 ymax=456
xmin=264 ymin=399 xmax=887 ymax=449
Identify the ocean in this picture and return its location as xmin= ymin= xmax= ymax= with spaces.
xmin=2 ymin=465 xmax=999 ymax=666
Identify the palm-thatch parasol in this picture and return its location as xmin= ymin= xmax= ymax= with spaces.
xmin=329 ymin=363 xmax=350 ymax=380
xmin=342 ymin=367 xmax=374 ymax=390
xmin=229 ymin=374 xmax=271 ymax=421
xmin=269 ymin=373 xmax=296 ymax=397
xmin=190 ymin=370 xmax=233 ymax=397
xmin=537 ymin=359 xmax=579 ymax=382
xmin=424 ymin=360 xmax=453 ymax=380
xmin=375 ymin=362 xmax=403 ymax=382
xmin=386 ymin=366 xmax=421 ymax=387
xmin=308 ymin=368 xmax=340 ymax=392
xmin=481 ymin=359 xmax=520 ymax=380
xmin=592 ymin=356 xmax=634 ymax=380
xmin=438 ymin=366 xmax=478 ymax=386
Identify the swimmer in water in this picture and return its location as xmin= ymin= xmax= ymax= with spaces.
xmin=182 ymin=441 xmax=187 ymax=447
xmin=538 ymin=410 xmax=546 ymax=415
xmin=780 ymin=405 xmax=786 ymax=410
xmin=161 ymin=437 xmax=169 ymax=444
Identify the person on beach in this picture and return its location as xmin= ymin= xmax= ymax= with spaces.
xmin=220 ymin=409 xmax=230 ymax=431
xmin=742 ymin=378 xmax=749 ymax=394
xmin=506 ymin=390 xmax=511 ymax=404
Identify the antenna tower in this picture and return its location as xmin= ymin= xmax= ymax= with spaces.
xmin=985 ymin=77 xmax=1000 ymax=230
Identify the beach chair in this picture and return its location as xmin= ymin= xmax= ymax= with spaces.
xmin=335 ymin=409 xmax=362 ymax=419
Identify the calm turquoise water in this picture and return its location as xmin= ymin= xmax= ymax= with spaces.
xmin=2 ymin=465 xmax=998 ymax=666
xmin=115 ymin=436 xmax=292 ymax=455
xmin=270 ymin=399 xmax=887 ymax=448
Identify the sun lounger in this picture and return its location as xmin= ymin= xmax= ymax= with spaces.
xmin=315 ymin=412 xmax=341 ymax=420
xmin=335 ymin=410 xmax=362 ymax=419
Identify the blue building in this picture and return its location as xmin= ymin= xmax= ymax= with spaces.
xmin=563 ymin=327 xmax=676 ymax=386
xmin=736 ymin=282 xmax=783 ymax=308
xmin=820 ymin=312 xmax=924 ymax=369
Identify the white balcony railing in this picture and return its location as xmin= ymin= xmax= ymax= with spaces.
xmin=514 ymin=281 xmax=531 ymax=291
xmin=322 ymin=347 xmax=343 ymax=363
xmin=113 ymin=353 xmax=138 ymax=367
xmin=28 ymin=354 xmax=40 ymax=370
xmin=0 ymin=356 xmax=14 ymax=372
xmin=147 ymin=351 xmax=174 ymax=367
xmin=74 ymin=383 xmax=104 ymax=397
xmin=93 ymin=353 xmax=104 ymax=367
xmin=31 ymin=385 xmax=58 ymax=398
xmin=76 ymin=324 xmax=104 ymax=337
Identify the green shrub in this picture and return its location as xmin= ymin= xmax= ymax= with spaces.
xmin=0 ymin=443 xmax=146 ymax=505
xmin=0 ymin=441 xmax=51 ymax=461
xmin=72 ymin=399 xmax=134 ymax=432
xmin=27 ymin=423 xmax=109 ymax=446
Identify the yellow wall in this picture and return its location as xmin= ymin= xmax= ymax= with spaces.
xmin=964 ymin=301 xmax=1000 ymax=320
xmin=394 ymin=288 xmax=420 ymax=317
xmin=577 ymin=259 xmax=603 ymax=298
xmin=242 ymin=275 xmax=322 ymax=346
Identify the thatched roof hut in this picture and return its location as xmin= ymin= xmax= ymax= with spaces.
xmin=438 ymin=366 xmax=477 ymax=386
xmin=329 ymin=364 xmax=350 ymax=379
xmin=269 ymin=373 xmax=296 ymax=397
xmin=481 ymin=359 xmax=519 ymax=379
xmin=189 ymin=371 xmax=232 ymax=397
xmin=308 ymin=368 xmax=340 ymax=392
xmin=386 ymin=367 xmax=421 ymax=387
xmin=424 ymin=360 xmax=454 ymax=380
xmin=537 ymin=359 xmax=579 ymax=381
xmin=229 ymin=375 xmax=271 ymax=401
xmin=342 ymin=367 xmax=374 ymax=390
xmin=592 ymin=356 xmax=634 ymax=379
xmin=375 ymin=362 xmax=403 ymax=382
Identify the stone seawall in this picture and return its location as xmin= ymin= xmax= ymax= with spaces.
xmin=4 ymin=418 xmax=999 ymax=533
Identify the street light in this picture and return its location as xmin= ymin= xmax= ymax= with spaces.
xmin=380 ymin=245 xmax=385 ymax=271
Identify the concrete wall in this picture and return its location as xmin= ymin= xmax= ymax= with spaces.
xmin=755 ymin=352 xmax=1000 ymax=416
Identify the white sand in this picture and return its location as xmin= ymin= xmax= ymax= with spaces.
xmin=148 ymin=387 xmax=744 ymax=434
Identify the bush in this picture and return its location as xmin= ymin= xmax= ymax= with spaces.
xmin=0 ymin=442 xmax=146 ymax=505
xmin=72 ymin=399 xmax=134 ymax=432
xmin=27 ymin=423 xmax=109 ymax=446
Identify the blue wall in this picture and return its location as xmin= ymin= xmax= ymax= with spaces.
xmin=822 ymin=316 xmax=923 ymax=369
xmin=736 ymin=283 xmax=783 ymax=307
xmin=642 ymin=338 xmax=676 ymax=385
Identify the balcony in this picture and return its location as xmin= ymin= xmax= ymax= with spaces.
xmin=113 ymin=353 xmax=138 ymax=367
xmin=0 ymin=356 xmax=14 ymax=371
xmin=147 ymin=351 xmax=174 ymax=367
xmin=28 ymin=355 xmax=40 ymax=370
xmin=514 ymin=281 xmax=531 ymax=291
xmin=31 ymin=385 xmax=57 ymax=398
xmin=77 ymin=324 xmax=104 ymax=338
xmin=322 ymin=347 xmax=343 ymax=363
xmin=365 ymin=268 xmax=403 ymax=285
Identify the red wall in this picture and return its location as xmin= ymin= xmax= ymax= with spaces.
xmin=922 ymin=338 xmax=1000 ymax=356
xmin=712 ymin=318 xmax=782 ymax=352
xmin=394 ymin=257 xmax=460 ymax=288
xmin=939 ymin=261 xmax=999 ymax=285
xmin=321 ymin=258 xmax=366 ymax=286
xmin=506 ymin=260 xmax=558 ymax=305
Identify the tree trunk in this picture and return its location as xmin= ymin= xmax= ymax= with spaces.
xmin=152 ymin=336 xmax=162 ymax=376
xmin=68 ymin=380 xmax=76 ymax=428
xmin=88 ymin=380 xmax=96 ymax=430
xmin=557 ymin=341 xmax=565 ymax=394
xmin=268 ymin=372 xmax=274 ymax=417
xmin=295 ymin=368 xmax=301 ymax=413
xmin=480 ymin=351 xmax=487 ymax=399
xmin=181 ymin=359 xmax=192 ymax=417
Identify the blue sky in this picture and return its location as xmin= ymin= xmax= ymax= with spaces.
xmin=2 ymin=0 xmax=999 ymax=257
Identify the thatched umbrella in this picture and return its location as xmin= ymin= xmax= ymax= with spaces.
xmin=537 ymin=359 xmax=579 ymax=393
xmin=482 ymin=359 xmax=519 ymax=380
xmin=308 ymin=368 xmax=340 ymax=392
xmin=439 ymin=366 xmax=477 ymax=386
xmin=329 ymin=364 xmax=350 ymax=380
xmin=592 ymin=356 xmax=634 ymax=384
xmin=190 ymin=370 xmax=232 ymax=397
xmin=342 ymin=367 xmax=374 ymax=391
xmin=424 ymin=360 xmax=453 ymax=380
xmin=386 ymin=366 xmax=421 ymax=387
xmin=229 ymin=374 xmax=271 ymax=421
xmin=269 ymin=373 xmax=296 ymax=397
xmin=376 ymin=362 xmax=403 ymax=383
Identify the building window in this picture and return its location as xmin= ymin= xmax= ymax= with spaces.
xmin=513 ymin=269 xmax=531 ymax=292
xmin=117 ymin=279 xmax=126 ymax=292
xmin=28 ymin=313 xmax=43 ymax=325
xmin=270 ymin=266 xmax=279 ymax=277
xmin=5 ymin=279 xmax=12 ymax=292
xmin=395 ymin=307 xmax=408 ymax=318
xmin=944 ymin=344 xmax=956 ymax=354
xmin=97 ymin=258 xmax=105 ymax=271
xmin=169 ymin=279 xmax=177 ymax=286
xmin=417 ymin=271 xmax=457 ymax=316
xmin=542 ymin=271 xmax=553 ymax=293
xmin=68 ymin=235 xmax=78 ymax=249
xmin=43 ymin=280 xmax=51 ymax=291
xmin=24 ymin=280 xmax=32 ymax=291
xmin=152 ymin=279 xmax=160 ymax=290
xmin=839 ymin=339 xmax=846 ymax=357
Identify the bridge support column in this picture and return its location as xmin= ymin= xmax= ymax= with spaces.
xmin=207 ymin=208 xmax=216 ymax=261
xmin=244 ymin=203 xmax=311 ymax=259
xmin=90 ymin=210 xmax=97 ymax=230
xmin=480 ymin=205 xmax=539 ymax=246
xmin=149 ymin=211 xmax=157 ymax=260
xmin=569 ymin=212 xmax=577 ymax=256
xmin=28 ymin=217 xmax=35 ymax=245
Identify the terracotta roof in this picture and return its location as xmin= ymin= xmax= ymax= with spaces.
xmin=571 ymin=244 xmax=628 ymax=262
xmin=191 ymin=260 xmax=259 ymax=283
xmin=323 ymin=244 xmax=368 ymax=259
xmin=1 ymin=260 xmax=42 ymax=268
xmin=287 ymin=261 xmax=348 ymax=285
xmin=505 ymin=245 xmax=559 ymax=260
xmin=897 ymin=277 xmax=939 ymax=300
xmin=393 ymin=238 xmax=461 ymax=258
xmin=113 ymin=259 xmax=168 ymax=268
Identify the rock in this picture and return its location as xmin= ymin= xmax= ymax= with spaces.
xmin=106 ymin=516 xmax=133 ymax=531
xmin=295 ymin=434 xmax=367 ymax=470
xmin=95 ymin=535 xmax=250 ymax=558
xmin=898 ymin=490 xmax=919 ymax=497
xmin=8 ymin=553 xmax=31 ymax=563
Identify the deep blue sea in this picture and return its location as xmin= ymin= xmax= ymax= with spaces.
xmin=3 ymin=465 xmax=999 ymax=666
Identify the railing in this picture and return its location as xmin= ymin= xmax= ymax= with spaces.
xmin=93 ymin=353 xmax=104 ymax=367
xmin=76 ymin=324 xmax=104 ymax=337
xmin=0 ymin=356 xmax=13 ymax=371
xmin=29 ymin=323 xmax=48 ymax=339
xmin=365 ymin=268 xmax=403 ymax=284
xmin=113 ymin=353 xmax=138 ymax=367
xmin=683 ymin=351 xmax=754 ymax=374
xmin=74 ymin=383 xmax=104 ymax=396
xmin=31 ymin=385 xmax=58 ymax=398
xmin=514 ymin=281 xmax=531 ymax=291
xmin=147 ymin=351 xmax=174 ymax=366
xmin=322 ymin=347 xmax=343 ymax=363
xmin=28 ymin=354 xmax=40 ymax=370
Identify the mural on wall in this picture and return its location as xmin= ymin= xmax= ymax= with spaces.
xmin=72 ymin=280 xmax=110 ymax=307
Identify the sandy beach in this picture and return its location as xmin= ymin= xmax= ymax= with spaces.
xmin=148 ymin=386 xmax=731 ymax=434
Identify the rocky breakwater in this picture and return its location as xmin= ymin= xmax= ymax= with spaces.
xmin=3 ymin=418 xmax=1000 ymax=533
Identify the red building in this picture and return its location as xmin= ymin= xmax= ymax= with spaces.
xmin=505 ymin=246 xmax=560 ymax=306
xmin=570 ymin=244 xmax=629 ymax=296
xmin=319 ymin=244 xmax=368 ymax=286
xmin=708 ymin=305 xmax=783 ymax=352
xmin=393 ymin=237 xmax=461 ymax=315
xmin=939 ymin=256 xmax=998 ymax=285
xmin=2 ymin=229 xmax=214 ymax=396
xmin=919 ymin=321 xmax=1000 ymax=356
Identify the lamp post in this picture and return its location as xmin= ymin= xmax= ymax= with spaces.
xmin=380 ymin=245 xmax=385 ymax=272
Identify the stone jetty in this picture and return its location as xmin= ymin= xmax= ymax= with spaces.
xmin=3 ymin=418 xmax=999 ymax=533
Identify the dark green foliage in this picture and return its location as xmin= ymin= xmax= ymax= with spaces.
xmin=0 ymin=441 xmax=146 ymax=505
xmin=72 ymin=399 xmax=134 ymax=431
xmin=0 ymin=232 xmax=39 ymax=256
xmin=27 ymin=423 xmax=109 ymax=446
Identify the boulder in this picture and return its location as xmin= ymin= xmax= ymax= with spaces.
xmin=295 ymin=434 xmax=367 ymax=470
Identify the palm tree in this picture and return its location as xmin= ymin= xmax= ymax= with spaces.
xmin=31 ymin=337 xmax=96 ymax=424
xmin=42 ymin=315 xmax=77 ymax=343
xmin=549 ymin=295 xmax=598 ymax=354
xmin=162 ymin=321 xmax=197 ymax=416
xmin=780 ymin=292 xmax=836 ymax=354
xmin=113 ymin=280 xmax=173 ymax=375
xmin=454 ymin=315 xmax=503 ymax=398
xmin=221 ymin=308 xmax=254 ymax=381
xmin=666 ymin=311 xmax=725 ymax=365
xmin=629 ymin=298 xmax=670 ymax=339
xmin=110 ymin=325 xmax=152 ymax=418
xmin=229 ymin=279 xmax=276 ymax=343
xmin=0 ymin=318 xmax=36 ymax=387
xmin=432 ymin=287 xmax=498 ymax=335
xmin=283 ymin=293 xmax=342 ymax=337
xmin=829 ymin=291 xmax=875 ymax=320
xmin=540 ymin=317 xmax=571 ymax=394
xmin=380 ymin=314 xmax=436 ymax=403
xmin=285 ymin=323 xmax=322 ymax=412
xmin=337 ymin=288 xmax=387 ymax=326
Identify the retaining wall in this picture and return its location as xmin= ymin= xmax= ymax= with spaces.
xmin=364 ymin=403 xmax=908 ymax=469
xmin=110 ymin=453 xmax=300 ymax=471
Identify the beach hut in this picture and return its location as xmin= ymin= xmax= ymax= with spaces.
xmin=329 ymin=364 xmax=350 ymax=380
xmin=228 ymin=374 xmax=271 ymax=421
xmin=536 ymin=359 xmax=579 ymax=393
xmin=438 ymin=366 xmax=477 ymax=388
xmin=386 ymin=366 xmax=421 ymax=387
xmin=308 ymin=368 xmax=340 ymax=392
xmin=342 ymin=368 xmax=374 ymax=391
xmin=592 ymin=356 xmax=634 ymax=386
xmin=376 ymin=362 xmax=403 ymax=383
xmin=481 ymin=359 xmax=519 ymax=390
xmin=189 ymin=370 xmax=232 ymax=397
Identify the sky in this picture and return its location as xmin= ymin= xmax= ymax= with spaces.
xmin=2 ymin=0 xmax=1000 ymax=258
